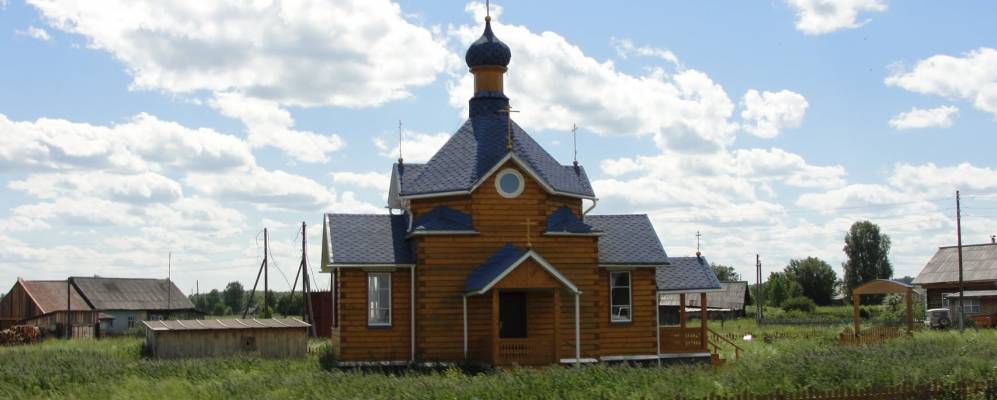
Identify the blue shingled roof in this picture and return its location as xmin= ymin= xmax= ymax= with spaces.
xmin=412 ymin=206 xmax=475 ymax=232
xmin=545 ymin=206 xmax=597 ymax=234
xmin=395 ymin=114 xmax=594 ymax=198
xmin=324 ymin=214 xmax=413 ymax=265
xmin=656 ymin=256 xmax=722 ymax=292
xmin=465 ymin=243 xmax=527 ymax=293
xmin=586 ymin=214 xmax=669 ymax=265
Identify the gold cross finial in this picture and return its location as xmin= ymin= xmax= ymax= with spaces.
xmin=497 ymin=106 xmax=519 ymax=150
xmin=398 ymin=120 xmax=403 ymax=164
xmin=696 ymin=231 xmax=702 ymax=257
xmin=486 ymin=0 xmax=490 ymax=18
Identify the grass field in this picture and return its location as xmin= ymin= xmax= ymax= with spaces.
xmin=1 ymin=324 xmax=995 ymax=399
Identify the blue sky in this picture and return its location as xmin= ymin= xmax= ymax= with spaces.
xmin=2 ymin=0 xmax=997 ymax=293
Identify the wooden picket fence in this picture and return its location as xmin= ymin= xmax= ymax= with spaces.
xmin=692 ymin=380 xmax=997 ymax=400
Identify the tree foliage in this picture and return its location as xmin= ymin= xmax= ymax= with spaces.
xmin=765 ymin=271 xmax=802 ymax=307
xmin=222 ymin=281 xmax=244 ymax=314
xmin=784 ymin=257 xmax=837 ymax=306
xmin=843 ymin=221 xmax=893 ymax=303
xmin=711 ymin=263 xmax=741 ymax=282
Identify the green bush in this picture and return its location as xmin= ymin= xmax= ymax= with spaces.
xmin=317 ymin=344 xmax=337 ymax=371
xmin=781 ymin=296 xmax=817 ymax=313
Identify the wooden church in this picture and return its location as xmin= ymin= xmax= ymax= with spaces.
xmin=321 ymin=14 xmax=724 ymax=367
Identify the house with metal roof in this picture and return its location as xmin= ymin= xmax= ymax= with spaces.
xmin=0 ymin=278 xmax=99 ymax=337
xmin=71 ymin=277 xmax=198 ymax=335
xmin=320 ymin=14 xmax=721 ymax=367
xmin=914 ymin=241 xmax=997 ymax=316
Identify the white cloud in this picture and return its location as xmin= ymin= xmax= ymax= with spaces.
xmin=28 ymin=0 xmax=451 ymax=108
xmin=888 ymin=106 xmax=958 ymax=130
xmin=0 ymin=113 xmax=253 ymax=173
xmin=210 ymin=92 xmax=344 ymax=163
xmin=373 ymin=131 xmax=450 ymax=163
xmin=885 ymin=48 xmax=997 ymax=117
xmin=740 ymin=89 xmax=809 ymax=138
xmin=15 ymin=26 xmax=51 ymax=41
xmin=786 ymin=0 xmax=888 ymax=35
xmin=9 ymin=171 xmax=183 ymax=203
xmin=185 ymin=167 xmax=380 ymax=213
xmin=447 ymin=15 xmax=737 ymax=152
xmin=610 ymin=37 xmax=680 ymax=66
xmin=332 ymin=171 xmax=390 ymax=191
xmin=891 ymin=162 xmax=997 ymax=197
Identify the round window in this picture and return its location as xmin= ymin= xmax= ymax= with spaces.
xmin=495 ymin=168 xmax=525 ymax=198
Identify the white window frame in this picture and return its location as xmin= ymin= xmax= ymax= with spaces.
xmin=367 ymin=272 xmax=392 ymax=327
xmin=964 ymin=298 xmax=981 ymax=314
xmin=494 ymin=168 xmax=525 ymax=199
xmin=609 ymin=270 xmax=632 ymax=323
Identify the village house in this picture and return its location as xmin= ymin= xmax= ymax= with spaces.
xmin=0 ymin=278 xmax=98 ymax=337
xmin=321 ymin=16 xmax=724 ymax=367
xmin=914 ymin=240 xmax=997 ymax=318
xmin=0 ymin=276 xmax=197 ymax=336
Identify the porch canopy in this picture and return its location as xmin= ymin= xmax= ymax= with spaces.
xmin=462 ymin=243 xmax=582 ymax=365
xmin=851 ymin=279 xmax=914 ymax=336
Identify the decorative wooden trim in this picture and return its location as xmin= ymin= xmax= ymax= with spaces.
xmin=465 ymin=250 xmax=580 ymax=295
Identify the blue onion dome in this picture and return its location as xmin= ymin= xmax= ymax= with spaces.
xmin=465 ymin=16 xmax=511 ymax=69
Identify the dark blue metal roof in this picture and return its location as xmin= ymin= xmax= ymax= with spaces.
xmin=586 ymin=214 xmax=668 ymax=265
xmin=545 ymin=206 xmax=597 ymax=234
xmin=656 ymin=256 xmax=722 ymax=292
xmin=465 ymin=17 xmax=511 ymax=68
xmin=464 ymin=243 xmax=527 ymax=293
xmin=412 ymin=206 xmax=475 ymax=232
xmin=396 ymin=114 xmax=594 ymax=198
xmin=325 ymin=214 xmax=413 ymax=264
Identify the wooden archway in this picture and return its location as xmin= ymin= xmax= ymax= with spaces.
xmin=851 ymin=279 xmax=914 ymax=337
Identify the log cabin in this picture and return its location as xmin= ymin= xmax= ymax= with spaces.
xmin=0 ymin=278 xmax=98 ymax=337
xmin=321 ymin=15 xmax=724 ymax=367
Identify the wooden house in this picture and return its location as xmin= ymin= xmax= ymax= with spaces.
xmin=914 ymin=241 xmax=997 ymax=317
xmin=0 ymin=278 xmax=98 ymax=337
xmin=142 ymin=319 xmax=310 ymax=359
xmin=320 ymin=16 xmax=723 ymax=368
xmin=72 ymin=276 xmax=199 ymax=335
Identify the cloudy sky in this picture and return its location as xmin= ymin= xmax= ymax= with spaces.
xmin=2 ymin=0 xmax=996 ymax=293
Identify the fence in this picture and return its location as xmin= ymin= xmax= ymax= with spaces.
xmin=691 ymin=380 xmax=997 ymax=400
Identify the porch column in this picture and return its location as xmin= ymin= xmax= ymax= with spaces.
xmin=700 ymin=292 xmax=708 ymax=350
xmin=574 ymin=292 xmax=580 ymax=366
xmin=552 ymin=289 xmax=560 ymax=362
xmin=462 ymin=295 xmax=468 ymax=360
xmin=491 ymin=290 xmax=500 ymax=365
xmin=655 ymin=292 xmax=661 ymax=365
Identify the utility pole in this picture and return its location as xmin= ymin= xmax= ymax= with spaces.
xmin=243 ymin=228 xmax=270 ymax=319
xmin=264 ymin=228 xmax=269 ymax=318
xmin=755 ymin=254 xmax=761 ymax=323
xmin=956 ymin=190 xmax=965 ymax=332
xmin=290 ymin=222 xmax=317 ymax=336
xmin=66 ymin=277 xmax=71 ymax=340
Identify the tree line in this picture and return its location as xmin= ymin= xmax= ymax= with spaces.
xmin=187 ymin=281 xmax=309 ymax=317
xmin=712 ymin=220 xmax=913 ymax=310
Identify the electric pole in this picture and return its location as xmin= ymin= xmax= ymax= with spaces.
xmin=756 ymin=254 xmax=763 ymax=323
xmin=956 ymin=190 xmax=965 ymax=332
xmin=243 ymin=228 xmax=270 ymax=319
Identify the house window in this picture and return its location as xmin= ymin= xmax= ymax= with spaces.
xmin=964 ymin=298 xmax=981 ymax=314
xmin=610 ymin=271 xmax=632 ymax=323
xmin=658 ymin=294 xmax=680 ymax=327
xmin=495 ymin=168 xmax=525 ymax=198
xmin=367 ymin=272 xmax=391 ymax=326
xmin=127 ymin=316 xmax=135 ymax=329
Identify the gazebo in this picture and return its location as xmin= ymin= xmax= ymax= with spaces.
xmin=851 ymin=279 xmax=914 ymax=337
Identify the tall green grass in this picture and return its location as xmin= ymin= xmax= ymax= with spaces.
xmin=2 ymin=330 xmax=995 ymax=399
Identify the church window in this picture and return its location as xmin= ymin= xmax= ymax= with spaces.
xmin=610 ymin=271 xmax=632 ymax=323
xmin=367 ymin=272 xmax=392 ymax=326
xmin=495 ymin=168 xmax=525 ymax=198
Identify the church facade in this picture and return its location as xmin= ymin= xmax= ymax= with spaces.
xmin=321 ymin=15 xmax=722 ymax=367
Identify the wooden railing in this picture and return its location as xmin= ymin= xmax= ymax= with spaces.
xmin=497 ymin=338 xmax=553 ymax=366
xmin=659 ymin=327 xmax=706 ymax=353
xmin=839 ymin=325 xmax=911 ymax=346
xmin=706 ymin=327 xmax=742 ymax=361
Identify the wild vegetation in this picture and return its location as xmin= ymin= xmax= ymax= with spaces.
xmin=2 ymin=327 xmax=995 ymax=399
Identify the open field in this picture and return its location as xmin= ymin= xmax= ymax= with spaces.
xmin=2 ymin=325 xmax=996 ymax=399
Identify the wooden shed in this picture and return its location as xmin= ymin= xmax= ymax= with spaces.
xmin=142 ymin=319 xmax=310 ymax=359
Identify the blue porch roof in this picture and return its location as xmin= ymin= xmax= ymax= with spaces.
xmin=585 ymin=214 xmax=668 ymax=265
xmin=656 ymin=256 xmax=722 ymax=292
xmin=322 ymin=213 xmax=414 ymax=265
